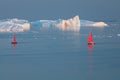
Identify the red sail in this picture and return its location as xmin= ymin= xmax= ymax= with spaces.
xmin=88 ymin=32 xmax=94 ymax=43
xmin=13 ymin=35 xmax=17 ymax=42
xmin=12 ymin=34 xmax=17 ymax=44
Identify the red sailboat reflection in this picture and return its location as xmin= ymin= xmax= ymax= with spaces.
xmin=12 ymin=35 xmax=17 ymax=48
xmin=13 ymin=43 xmax=17 ymax=48
xmin=88 ymin=44 xmax=94 ymax=80
xmin=88 ymin=32 xmax=95 ymax=45
xmin=88 ymin=44 xmax=94 ymax=53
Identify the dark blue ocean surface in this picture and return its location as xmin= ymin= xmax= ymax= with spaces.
xmin=0 ymin=21 xmax=120 ymax=80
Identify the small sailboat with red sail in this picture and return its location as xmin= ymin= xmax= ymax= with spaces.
xmin=88 ymin=32 xmax=95 ymax=45
xmin=12 ymin=35 xmax=17 ymax=44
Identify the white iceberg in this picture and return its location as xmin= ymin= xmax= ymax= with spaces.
xmin=54 ymin=15 xmax=80 ymax=31
xmin=0 ymin=16 xmax=109 ymax=33
xmin=0 ymin=18 xmax=30 ymax=32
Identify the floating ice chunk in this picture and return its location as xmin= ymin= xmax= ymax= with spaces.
xmin=87 ymin=22 xmax=108 ymax=27
xmin=81 ymin=20 xmax=108 ymax=27
xmin=54 ymin=15 xmax=80 ymax=31
xmin=107 ymin=35 xmax=112 ymax=37
xmin=117 ymin=34 xmax=120 ymax=37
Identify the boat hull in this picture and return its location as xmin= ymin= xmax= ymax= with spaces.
xmin=88 ymin=42 xmax=95 ymax=45
xmin=12 ymin=42 xmax=17 ymax=44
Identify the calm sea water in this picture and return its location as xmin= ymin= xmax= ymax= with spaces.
xmin=0 ymin=22 xmax=120 ymax=80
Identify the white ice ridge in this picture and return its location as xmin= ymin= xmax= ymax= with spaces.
xmin=0 ymin=18 xmax=30 ymax=32
xmin=87 ymin=22 xmax=108 ymax=27
xmin=54 ymin=15 xmax=80 ymax=31
xmin=81 ymin=20 xmax=108 ymax=27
